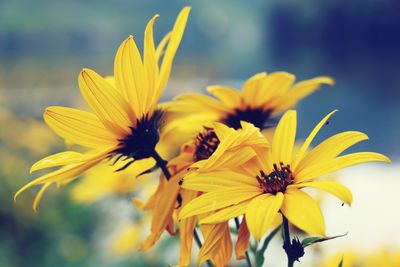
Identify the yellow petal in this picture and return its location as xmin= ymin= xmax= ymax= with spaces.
xmin=272 ymin=110 xmax=297 ymax=164
xmin=281 ymin=188 xmax=325 ymax=236
xmin=289 ymin=180 xmax=352 ymax=206
xmin=157 ymin=7 xmax=191 ymax=101
xmin=255 ymin=71 xmax=296 ymax=107
xmin=114 ymin=36 xmax=145 ymax=116
xmin=144 ymin=15 xmax=160 ymax=110
xmin=198 ymin=222 xmax=231 ymax=266
xmin=14 ymin=148 xmax=110 ymax=204
xmin=179 ymin=187 xmax=261 ymax=220
xmin=177 ymin=189 xmax=198 ymax=266
xmin=236 ymin=218 xmax=250 ymax=260
xmin=192 ymin=147 xmax=256 ymax=173
xmin=272 ymin=76 xmax=334 ymax=114
xmin=295 ymin=131 xmax=369 ymax=175
xmin=183 ymin=171 xmax=258 ymax=193
xmin=32 ymin=182 xmax=52 ymax=212
xmin=139 ymin=171 xmax=184 ymax=251
xmin=79 ymin=68 xmax=133 ymax=135
xmin=174 ymin=94 xmax=229 ymax=114
xmin=245 ymin=193 xmax=284 ymax=241
xmin=296 ymin=152 xmax=391 ymax=182
xmin=44 ymin=106 xmax=118 ymax=148
xmin=30 ymin=151 xmax=84 ymax=173
xmin=207 ymin=85 xmax=241 ymax=109
xmin=292 ymin=110 xmax=338 ymax=169
xmin=211 ymin=226 xmax=232 ymax=267
xmin=199 ymin=200 xmax=250 ymax=224
xmin=242 ymin=72 xmax=268 ymax=106
xmin=155 ymin=32 xmax=171 ymax=61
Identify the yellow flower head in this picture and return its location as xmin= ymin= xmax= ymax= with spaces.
xmin=163 ymin=72 xmax=333 ymax=140
xmin=15 ymin=7 xmax=191 ymax=210
xmin=179 ymin=110 xmax=390 ymax=241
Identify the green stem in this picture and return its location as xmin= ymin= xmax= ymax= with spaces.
xmin=152 ymin=149 xmax=213 ymax=267
xmin=282 ymin=216 xmax=295 ymax=267
xmin=234 ymin=217 xmax=252 ymax=267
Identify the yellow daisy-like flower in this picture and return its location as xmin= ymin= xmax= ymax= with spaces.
xmin=163 ymin=72 xmax=333 ymax=140
xmin=15 ymin=7 xmax=191 ymax=209
xmin=136 ymin=122 xmax=268 ymax=266
xmin=179 ymin=110 xmax=390 ymax=240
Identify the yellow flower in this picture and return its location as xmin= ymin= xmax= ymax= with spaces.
xmin=318 ymin=249 xmax=400 ymax=267
xmin=136 ymin=122 xmax=268 ymax=266
xmin=70 ymin=158 xmax=155 ymax=203
xmin=15 ymin=7 xmax=191 ymax=210
xmin=318 ymin=251 xmax=358 ymax=267
xmin=162 ymin=72 xmax=333 ymax=140
xmin=179 ymin=110 xmax=390 ymax=240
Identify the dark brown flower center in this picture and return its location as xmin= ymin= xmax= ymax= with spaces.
xmin=193 ymin=127 xmax=220 ymax=161
xmin=223 ymin=107 xmax=275 ymax=130
xmin=256 ymin=163 xmax=294 ymax=194
xmin=110 ymin=110 xmax=163 ymax=171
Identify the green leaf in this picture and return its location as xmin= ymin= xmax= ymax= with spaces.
xmin=255 ymin=225 xmax=281 ymax=267
xmin=338 ymin=257 xmax=344 ymax=267
xmin=301 ymin=232 xmax=348 ymax=247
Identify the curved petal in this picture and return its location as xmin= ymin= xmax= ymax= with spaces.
xmin=32 ymin=182 xmax=52 ymax=212
xmin=157 ymin=7 xmax=191 ymax=101
xmin=242 ymin=72 xmax=268 ymax=106
xmin=271 ymin=110 xmax=297 ymax=165
xmin=255 ymin=71 xmax=296 ymax=107
xmin=30 ymin=151 xmax=84 ymax=173
xmin=281 ymin=188 xmax=325 ymax=236
xmin=192 ymin=147 xmax=256 ymax=173
xmin=15 ymin=148 xmax=111 ymax=208
xmin=236 ymin=218 xmax=250 ymax=260
xmin=198 ymin=222 xmax=231 ymax=266
xmin=199 ymin=200 xmax=250 ymax=224
xmin=155 ymin=32 xmax=171 ymax=61
xmin=295 ymin=131 xmax=369 ymax=175
xmin=176 ymin=189 xmax=198 ymax=266
xmin=144 ymin=15 xmax=159 ymax=111
xmin=272 ymin=76 xmax=334 ymax=114
xmin=179 ymin=187 xmax=261 ymax=220
xmin=289 ymin=180 xmax=352 ymax=206
xmin=182 ymin=171 xmax=259 ymax=193
xmin=296 ymin=152 xmax=391 ymax=182
xmin=78 ymin=68 xmax=133 ymax=135
xmin=207 ymin=85 xmax=241 ymax=109
xmin=245 ymin=193 xmax=284 ymax=241
xmin=211 ymin=226 xmax=232 ymax=267
xmin=292 ymin=110 xmax=338 ymax=169
xmin=139 ymin=170 xmax=184 ymax=251
xmin=44 ymin=106 xmax=118 ymax=148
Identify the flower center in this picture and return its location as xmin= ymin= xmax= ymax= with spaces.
xmin=256 ymin=163 xmax=294 ymax=194
xmin=193 ymin=127 xmax=220 ymax=161
xmin=223 ymin=107 xmax=274 ymax=130
xmin=110 ymin=110 xmax=163 ymax=171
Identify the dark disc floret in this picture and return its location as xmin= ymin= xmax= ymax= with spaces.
xmin=256 ymin=163 xmax=294 ymax=194
xmin=110 ymin=110 xmax=164 ymax=171
xmin=223 ymin=107 xmax=275 ymax=130
xmin=193 ymin=127 xmax=220 ymax=161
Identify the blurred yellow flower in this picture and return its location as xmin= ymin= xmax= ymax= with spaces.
xmin=163 ymin=72 xmax=333 ymax=141
xmin=319 ymin=249 xmax=400 ymax=267
xmin=180 ymin=110 xmax=390 ymax=240
xmin=15 ymin=7 xmax=191 ymax=210
xmin=70 ymin=158 xmax=156 ymax=203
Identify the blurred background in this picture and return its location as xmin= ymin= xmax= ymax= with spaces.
xmin=0 ymin=0 xmax=399 ymax=266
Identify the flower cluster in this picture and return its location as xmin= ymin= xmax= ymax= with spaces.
xmin=15 ymin=6 xmax=390 ymax=267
